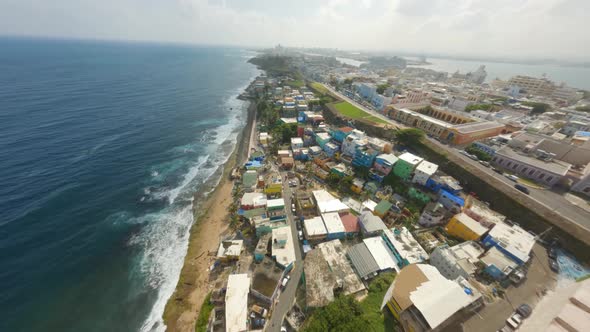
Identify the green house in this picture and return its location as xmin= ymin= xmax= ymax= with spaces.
xmin=393 ymin=152 xmax=424 ymax=180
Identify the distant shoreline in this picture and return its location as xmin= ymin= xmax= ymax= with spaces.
xmin=161 ymin=80 xmax=258 ymax=332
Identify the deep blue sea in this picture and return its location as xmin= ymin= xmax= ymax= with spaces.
xmin=0 ymin=38 xmax=258 ymax=332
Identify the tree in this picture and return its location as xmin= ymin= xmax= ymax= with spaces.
xmin=271 ymin=123 xmax=298 ymax=144
xmin=464 ymin=103 xmax=494 ymax=112
xmin=522 ymin=101 xmax=550 ymax=114
xmin=395 ymin=128 xmax=425 ymax=145
xmin=339 ymin=175 xmax=354 ymax=193
xmin=326 ymin=173 xmax=341 ymax=187
xmin=302 ymin=296 xmax=368 ymax=332
xmin=376 ymin=83 xmax=390 ymax=95
xmin=465 ymin=144 xmax=492 ymax=161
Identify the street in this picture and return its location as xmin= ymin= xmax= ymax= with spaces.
xmin=323 ymin=83 xmax=590 ymax=232
xmin=266 ymin=172 xmax=303 ymax=331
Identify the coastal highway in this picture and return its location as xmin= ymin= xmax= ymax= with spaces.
xmin=267 ymin=173 xmax=303 ymax=332
xmin=323 ymin=83 xmax=590 ymax=232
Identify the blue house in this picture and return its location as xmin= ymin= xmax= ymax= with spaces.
xmin=324 ymin=142 xmax=339 ymax=157
xmin=330 ymin=127 xmax=354 ymax=143
xmin=438 ymin=189 xmax=464 ymax=213
xmin=472 ymin=142 xmax=497 ymax=156
xmin=352 ymin=147 xmax=378 ymax=169
xmin=425 ymin=175 xmax=462 ymax=195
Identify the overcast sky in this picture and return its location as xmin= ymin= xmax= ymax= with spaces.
xmin=0 ymin=0 xmax=588 ymax=60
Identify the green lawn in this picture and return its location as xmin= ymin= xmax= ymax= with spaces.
xmin=195 ymin=292 xmax=214 ymax=332
xmin=333 ymin=101 xmax=389 ymax=125
xmin=287 ymin=79 xmax=305 ymax=88
xmin=309 ymin=82 xmax=329 ymax=94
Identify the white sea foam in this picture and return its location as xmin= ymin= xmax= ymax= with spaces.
xmin=137 ymin=65 xmax=260 ymax=332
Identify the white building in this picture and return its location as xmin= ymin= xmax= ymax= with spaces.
xmin=382 ymin=228 xmax=429 ymax=265
xmin=272 ymin=226 xmax=296 ymax=268
xmin=430 ymin=242 xmax=484 ymax=280
xmin=312 ymin=190 xmax=350 ymax=214
xmin=418 ymin=202 xmax=448 ymax=227
xmin=363 ymin=236 xmax=400 ymax=272
xmin=225 ymin=274 xmax=250 ymax=332
xmin=412 ymin=160 xmax=439 ymax=185
xmin=304 ymin=216 xmax=328 ymax=241
xmin=291 ymin=137 xmax=303 ymax=149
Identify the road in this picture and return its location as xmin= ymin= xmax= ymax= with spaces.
xmin=323 ymin=83 xmax=590 ymax=232
xmin=267 ymin=173 xmax=303 ymax=332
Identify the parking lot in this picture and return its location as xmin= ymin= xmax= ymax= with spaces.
xmin=445 ymin=243 xmax=557 ymax=332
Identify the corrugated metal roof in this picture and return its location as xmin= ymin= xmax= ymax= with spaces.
xmin=348 ymin=243 xmax=380 ymax=279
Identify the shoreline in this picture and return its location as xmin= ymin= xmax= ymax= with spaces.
xmin=162 ymin=87 xmax=257 ymax=332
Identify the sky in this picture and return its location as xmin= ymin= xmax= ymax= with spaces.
xmin=0 ymin=0 xmax=588 ymax=60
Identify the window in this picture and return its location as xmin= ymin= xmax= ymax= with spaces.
xmin=546 ymin=176 xmax=553 ymax=182
xmin=522 ymin=167 xmax=528 ymax=173
xmin=539 ymin=173 xmax=545 ymax=180
xmin=512 ymin=164 xmax=518 ymax=169
xmin=507 ymin=161 xmax=512 ymax=167
xmin=529 ymin=169 xmax=535 ymax=176
xmin=584 ymin=187 xmax=590 ymax=193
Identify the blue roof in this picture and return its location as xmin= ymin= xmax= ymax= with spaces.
xmin=440 ymin=189 xmax=465 ymax=206
xmin=575 ymin=131 xmax=590 ymax=137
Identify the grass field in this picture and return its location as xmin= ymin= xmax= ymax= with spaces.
xmin=332 ymin=101 xmax=389 ymax=125
xmin=309 ymin=81 xmax=329 ymax=94
xmin=287 ymin=79 xmax=305 ymax=88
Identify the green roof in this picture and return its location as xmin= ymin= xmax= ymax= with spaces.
xmin=375 ymin=200 xmax=393 ymax=215
xmin=243 ymin=172 xmax=258 ymax=187
xmin=243 ymin=207 xmax=266 ymax=219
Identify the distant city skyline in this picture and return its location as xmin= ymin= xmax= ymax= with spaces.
xmin=0 ymin=0 xmax=589 ymax=61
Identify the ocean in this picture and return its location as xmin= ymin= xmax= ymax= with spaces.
xmin=409 ymin=57 xmax=590 ymax=90
xmin=0 ymin=38 xmax=259 ymax=332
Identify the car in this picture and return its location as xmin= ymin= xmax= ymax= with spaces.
xmin=291 ymin=203 xmax=296 ymax=213
xmin=506 ymin=313 xmax=522 ymax=329
xmin=280 ymin=326 xmax=287 ymax=332
xmin=548 ymin=247 xmax=557 ymax=259
xmin=467 ymin=154 xmax=479 ymax=161
xmin=479 ymin=160 xmax=491 ymax=167
xmin=459 ymin=150 xmax=470 ymax=156
xmin=514 ymin=184 xmax=530 ymax=194
xmin=298 ymin=230 xmax=304 ymax=241
xmin=549 ymin=259 xmax=560 ymax=273
xmin=517 ymin=303 xmax=533 ymax=318
xmin=505 ymin=173 xmax=519 ymax=182
xmin=493 ymin=168 xmax=503 ymax=174
xmin=281 ymin=275 xmax=290 ymax=288
xmin=509 ymin=269 xmax=525 ymax=285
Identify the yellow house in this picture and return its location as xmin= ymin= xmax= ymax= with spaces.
xmin=445 ymin=213 xmax=488 ymax=241
xmin=350 ymin=178 xmax=365 ymax=194
xmin=264 ymin=174 xmax=283 ymax=195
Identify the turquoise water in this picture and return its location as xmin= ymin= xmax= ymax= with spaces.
xmin=0 ymin=37 xmax=258 ymax=332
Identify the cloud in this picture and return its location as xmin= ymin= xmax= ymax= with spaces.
xmin=0 ymin=0 xmax=588 ymax=59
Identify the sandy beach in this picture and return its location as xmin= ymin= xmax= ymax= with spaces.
xmin=162 ymin=94 xmax=257 ymax=332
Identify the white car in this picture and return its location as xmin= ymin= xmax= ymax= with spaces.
xmin=281 ymin=275 xmax=290 ymax=288
xmin=505 ymin=174 xmax=519 ymax=182
xmin=506 ymin=313 xmax=522 ymax=329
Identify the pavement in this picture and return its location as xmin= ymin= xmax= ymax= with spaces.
xmin=455 ymin=244 xmax=557 ymax=332
xmin=323 ymin=84 xmax=590 ymax=232
xmin=266 ymin=173 xmax=303 ymax=332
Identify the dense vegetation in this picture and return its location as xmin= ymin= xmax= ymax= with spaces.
xmin=302 ymin=273 xmax=396 ymax=332
xmin=194 ymin=292 xmax=214 ymax=332
xmin=394 ymin=128 xmax=425 ymax=145
xmin=248 ymin=55 xmax=302 ymax=79
xmin=522 ymin=101 xmax=551 ymax=114
xmin=464 ymin=103 xmax=494 ymax=112
xmin=465 ymin=144 xmax=492 ymax=161
xmin=376 ymin=83 xmax=391 ymax=95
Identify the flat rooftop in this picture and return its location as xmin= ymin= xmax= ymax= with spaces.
xmin=398 ymin=152 xmax=424 ymax=166
xmin=313 ymin=190 xmax=350 ymax=213
xmin=321 ymin=212 xmax=346 ymax=234
xmin=304 ymin=249 xmax=336 ymax=308
xmin=453 ymin=121 xmax=504 ymax=134
xmin=272 ymin=226 xmax=296 ymax=268
xmin=304 ymin=216 xmax=328 ymax=237
xmin=495 ymin=146 xmax=572 ymax=175
xmin=487 ymin=221 xmax=536 ymax=263
xmin=363 ymin=236 xmax=399 ymax=271
xmin=415 ymin=160 xmax=438 ymax=175
xmin=317 ymin=240 xmax=366 ymax=296
xmin=225 ymin=274 xmax=250 ymax=332
xmin=383 ymin=228 xmax=429 ymax=264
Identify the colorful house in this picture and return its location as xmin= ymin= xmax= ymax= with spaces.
xmin=264 ymin=174 xmax=283 ymax=196
xmin=445 ymin=213 xmax=488 ymax=241
xmin=438 ymin=190 xmax=464 ymax=213
xmin=331 ymin=126 xmax=354 ymax=143
xmin=339 ymin=212 xmax=359 ymax=237
xmin=324 ymin=142 xmax=339 ymax=157
xmin=315 ymin=132 xmax=331 ymax=148
xmin=373 ymin=154 xmax=398 ymax=175
xmin=351 ymin=178 xmax=365 ymax=194
xmin=353 ymin=147 xmax=379 ymax=168
xmin=240 ymin=192 xmax=267 ymax=210
xmin=412 ymin=160 xmax=438 ymax=186
xmin=374 ymin=200 xmax=393 ymax=218
xmin=266 ymin=198 xmax=286 ymax=221
xmin=393 ymin=152 xmax=424 ymax=180
xmin=481 ymin=221 xmax=535 ymax=265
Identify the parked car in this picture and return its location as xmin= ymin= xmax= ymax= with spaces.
xmin=298 ymin=230 xmax=303 ymax=241
xmin=479 ymin=160 xmax=491 ymax=167
xmin=493 ymin=168 xmax=503 ymax=174
xmin=467 ymin=153 xmax=479 ymax=161
xmin=509 ymin=269 xmax=525 ymax=285
xmin=514 ymin=184 xmax=530 ymax=194
xmin=291 ymin=203 xmax=296 ymax=213
xmin=505 ymin=173 xmax=519 ymax=182
xmin=506 ymin=313 xmax=522 ymax=330
xmin=517 ymin=303 xmax=532 ymax=318
xmin=549 ymin=259 xmax=560 ymax=273
xmin=281 ymin=275 xmax=291 ymax=289
xmin=548 ymin=247 xmax=557 ymax=259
